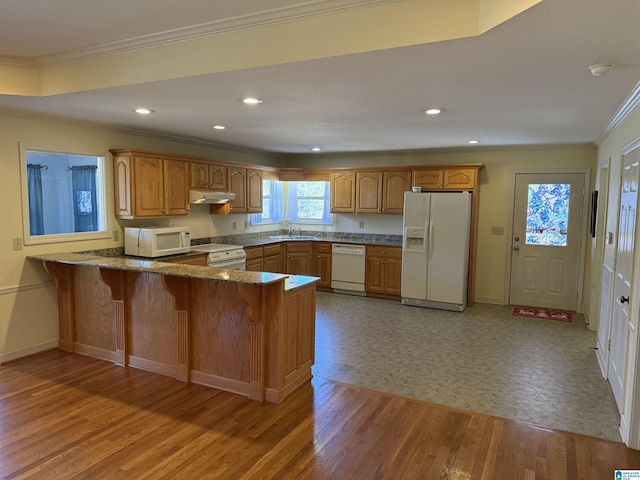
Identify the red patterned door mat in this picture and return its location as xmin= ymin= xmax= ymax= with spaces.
xmin=513 ymin=307 xmax=572 ymax=322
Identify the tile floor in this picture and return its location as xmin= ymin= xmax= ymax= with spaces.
xmin=312 ymin=292 xmax=621 ymax=442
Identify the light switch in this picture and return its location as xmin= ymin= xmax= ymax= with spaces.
xmin=491 ymin=226 xmax=504 ymax=236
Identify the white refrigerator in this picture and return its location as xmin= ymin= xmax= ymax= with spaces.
xmin=401 ymin=191 xmax=472 ymax=312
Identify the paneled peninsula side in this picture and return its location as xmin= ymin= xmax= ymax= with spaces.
xmin=29 ymin=253 xmax=318 ymax=404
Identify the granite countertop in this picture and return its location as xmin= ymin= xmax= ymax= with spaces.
xmin=28 ymin=252 xmax=318 ymax=290
xmin=194 ymin=232 xmax=403 ymax=248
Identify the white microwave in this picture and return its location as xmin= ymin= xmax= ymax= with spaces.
xmin=124 ymin=226 xmax=191 ymax=258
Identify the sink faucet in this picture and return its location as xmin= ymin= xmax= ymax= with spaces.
xmin=288 ymin=226 xmax=302 ymax=237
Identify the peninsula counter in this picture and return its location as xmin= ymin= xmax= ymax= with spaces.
xmin=30 ymin=253 xmax=318 ymax=403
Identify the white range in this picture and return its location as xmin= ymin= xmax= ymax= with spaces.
xmin=190 ymin=243 xmax=247 ymax=270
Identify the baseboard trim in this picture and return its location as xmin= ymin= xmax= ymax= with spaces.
xmin=473 ymin=295 xmax=504 ymax=305
xmin=1 ymin=340 xmax=59 ymax=365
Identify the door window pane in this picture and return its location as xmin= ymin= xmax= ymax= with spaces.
xmin=526 ymin=184 xmax=570 ymax=246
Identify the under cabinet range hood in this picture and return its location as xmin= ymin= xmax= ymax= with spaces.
xmin=189 ymin=190 xmax=236 ymax=204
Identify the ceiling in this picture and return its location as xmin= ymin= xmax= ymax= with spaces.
xmin=0 ymin=0 xmax=639 ymax=155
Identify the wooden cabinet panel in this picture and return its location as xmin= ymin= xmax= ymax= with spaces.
xmin=263 ymin=254 xmax=281 ymax=273
xmin=263 ymin=244 xmax=282 ymax=257
xmin=228 ymin=167 xmax=247 ymax=213
xmin=113 ymin=151 xmax=190 ymax=218
xmin=313 ymin=242 xmax=332 ymax=287
xmin=354 ymin=170 xmax=409 ymax=214
xmin=413 ymin=170 xmax=444 ymax=190
xmin=190 ymin=162 xmax=228 ymax=190
xmin=113 ymin=155 xmax=132 ymax=217
xmin=165 ymin=254 xmax=208 ymax=266
xmin=226 ymin=167 xmax=263 ymax=214
xmin=284 ymin=242 xmax=312 ymax=275
xmin=134 ymin=156 xmax=164 ymax=217
xmin=444 ymin=169 xmax=476 ymax=189
xmin=283 ymin=286 xmax=315 ymax=384
xmin=413 ymin=168 xmax=477 ymax=191
xmin=244 ymin=246 xmax=263 ymax=271
xmin=247 ymin=169 xmax=263 ymax=213
xmin=246 ymin=258 xmax=264 ymax=271
xmin=190 ymin=162 xmax=210 ymax=189
xmin=331 ymin=172 xmax=356 ymax=213
xmin=365 ymin=246 xmax=402 ymax=295
xmin=263 ymin=243 xmax=282 ymax=273
xmin=382 ymin=171 xmax=411 ymax=214
xmin=356 ymin=172 xmax=382 ymax=213
xmin=244 ymin=246 xmax=263 ymax=261
xmin=384 ymin=256 xmax=402 ymax=294
xmin=365 ymin=254 xmax=385 ymax=292
xmin=163 ymin=160 xmax=189 ymax=216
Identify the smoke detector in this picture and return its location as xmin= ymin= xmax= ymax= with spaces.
xmin=589 ymin=64 xmax=615 ymax=76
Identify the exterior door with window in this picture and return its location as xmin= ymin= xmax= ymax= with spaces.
xmin=510 ymin=173 xmax=585 ymax=311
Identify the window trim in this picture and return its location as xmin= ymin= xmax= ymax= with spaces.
xmin=19 ymin=143 xmax=111 ymax=245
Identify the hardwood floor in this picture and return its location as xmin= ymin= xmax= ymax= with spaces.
xmin=2 ymin=351 xmax=640 ymax=479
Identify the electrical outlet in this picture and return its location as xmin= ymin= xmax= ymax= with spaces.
xmin=112 ymin=229 xmax=120 ymax=242
xmin=491 ymin=226 xmax=504 ymax=235
xmin=359 ymin=221 xmax=365 ymax=229
xmin=13 ymin=237 xmax=23 ymax=250
xmin=232 ymin=221 xmax=237 ymax=230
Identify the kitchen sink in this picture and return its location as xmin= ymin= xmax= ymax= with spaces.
xmin=269 ymin=235 xmax=318 ymax=240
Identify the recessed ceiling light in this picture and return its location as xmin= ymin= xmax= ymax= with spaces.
xmin=466 ymin=140 xmax=480 ymax=144
xmin=311 ymin=147 xmax=321 ymax=152
xmin=134 ymin=107 xmax=154 ymax=115
xmin=423 ymin=108 xmax=443 ymax=115
xmin=242 ymin=97 xmax=264 ymax=104
xmin=212 ymin=125 xmax=226 ymax=130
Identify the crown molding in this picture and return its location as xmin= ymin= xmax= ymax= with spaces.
xmin=595 ymin=80 xmax=640 ymax=146
xmin=6 ymin=0 xmax=396 ymax=67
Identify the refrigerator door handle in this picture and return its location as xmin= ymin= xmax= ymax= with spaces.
xmin=427 ymin=220 xmax=434 ymax=260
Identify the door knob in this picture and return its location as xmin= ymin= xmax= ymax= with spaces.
xmin=621 ymin=296 xmax=630 ymax=304
xmin=513 ymin=245 xmax=520 ymax=251
xmin=514 ymin=237 xmax=520 ymax=242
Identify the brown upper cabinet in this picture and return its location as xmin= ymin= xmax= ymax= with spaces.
xmin=227 ymin=167 xmax=263 ymax=214
xmin=247 ymin=169 xmax=264 ymax=213
xmin=355 ymin=170 xmax=411 ymax=214
xmin=112 ymin=151 xmax=189 ymax=219
xmin=412 ymin=167 xmax=477 ymax=190
xmin=190 ymin=162 xmax=228 ymax=190
xmin=330 ymin=171 xmax=356 ymax=213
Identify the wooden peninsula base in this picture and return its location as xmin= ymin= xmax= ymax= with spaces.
xmin=33 ymin=253 xmax=318 ymax=404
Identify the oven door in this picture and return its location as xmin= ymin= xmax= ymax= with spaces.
xmin=209 ymin=258 xmax=246 ymax=271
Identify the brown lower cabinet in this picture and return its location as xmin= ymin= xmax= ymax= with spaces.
xmin=263 ymin=243 xmax=283 ymax=273
xmin=284 ymin=241 xmax=313 ymax=276
xmin=164 ymin=254 xmax=208 ymax=266
xmin=312 ymin=242 xmax=332 ymax=288
xmin=365 ymin=245 xmax=402 ymax=297
xmin=244 ymin=245 xmax=264 ymax=271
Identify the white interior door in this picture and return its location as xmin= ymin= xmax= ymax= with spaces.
xmin=609 ymin=150 xmax=639 ymax=413
xmin=595 ymin=163 xmax=611 ymax=377
xmin=510 ymin=173 xmax=586 ymax=311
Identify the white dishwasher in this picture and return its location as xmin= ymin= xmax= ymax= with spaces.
xmin=331 ymin=244 xmax=366 ymax=295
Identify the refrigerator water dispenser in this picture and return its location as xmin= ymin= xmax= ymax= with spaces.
xmin=404 ymin=227 xmax=425 ymax=252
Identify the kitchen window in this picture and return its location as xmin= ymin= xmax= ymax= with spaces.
xmin=286 ymin=181 xmax=332 ymax=224
xmin=20 ymin=145 xmax=109 ymax=245
xmin=250 ymin=180 xmax=284 ymax=224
